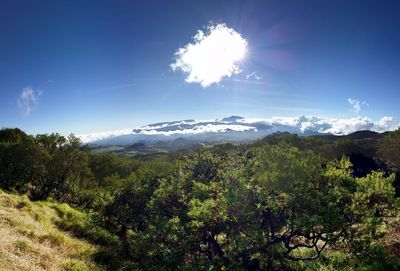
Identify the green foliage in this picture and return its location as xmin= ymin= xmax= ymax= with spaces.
xmin=0 ymin=136 xmax=45 ymax=193
xmin=0 ymin=131 xmax=92 ymax=200
xmin=89 ymin=154 xmax=141 ymax=186
xmin=0 ymin=128 xmax=29 ymax=143
xmin=31 ymin=133 xmax=94 ymax=200
xmin=379 ymin=128 xmax=400 ymax=169
xmin=53 ymin=203 xmax=118 ymax=246
xmin=1 ymin=127 xmax=399 ymax=270
xmin=99 ymin=146 xmax=399 ymax=270
xmin=0 ymin=128 xmax=174 ymax=208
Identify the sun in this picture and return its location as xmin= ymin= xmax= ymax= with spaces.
xmin=171 ymin=23 xmax=248 ymax=87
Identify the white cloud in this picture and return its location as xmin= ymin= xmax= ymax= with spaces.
xmin=321 ymin=116 xmax=397 ymax=135
xmin=137 ymin=116 xmax=398 ymax=137
xmin=348 ymin=98 xmax=368 ymax=113
xmin=324 ymin=117 xmax=374 ymax=135
xmin=78 ymin=129 xmax=133 ymax=143
xmin=17 ymin=87 xmax=41 ymax=117
xmin=240 ymin=115 xmax=399 ymax=135
xmin=171 ymin=23 xmax=248 ymax=87
xmin=78 ymin=115 xmax=399 ymax=143
xmin=136 ymin=124 xmax=256 ymax=136
xmin=375 ymin=116 xmax=398 ymax=131
xmin=246 ymin=72 xmax=262 ymax=81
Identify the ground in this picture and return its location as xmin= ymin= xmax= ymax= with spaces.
xmin=0 ymin=190 xmax=103 ymax=271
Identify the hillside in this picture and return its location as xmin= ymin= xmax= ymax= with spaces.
xmin=0 ymin=190 xmax=103 ymax=271
xmin=92 ymin=129 xmax=388 ymax=158
xmin=1 ymin=128 xmax=399 ymax=270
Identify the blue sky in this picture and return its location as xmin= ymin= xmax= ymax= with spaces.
xmin=1 ymin=0 xmax=400 ymax=135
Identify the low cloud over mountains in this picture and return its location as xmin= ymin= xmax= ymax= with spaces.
xmin=78 ymin=115 xmax=399 ymax=145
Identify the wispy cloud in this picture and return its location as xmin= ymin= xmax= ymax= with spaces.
xmin=348 ymin=98 xmax=368 ymax=113
xmin=245 ymin=72 xmax=262 ymax=81
xmin=17 ymin=87 xmax=41 ymax=117
xmin=171 ymin=23 xmax=248 ymax=87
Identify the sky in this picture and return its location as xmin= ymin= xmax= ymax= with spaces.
xmin=1 ymin=0 xmax=400 ymax=135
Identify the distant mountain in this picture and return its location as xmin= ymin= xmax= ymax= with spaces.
xmin=124 ymin=142 xmax=146 ymax=151
xmin=346 ymin=130 xmax=387 ymax=140
xmin=80 ymin=115 xmax=399 ymax=147
xmin=220 ymin=116 xmax=245 ymax=122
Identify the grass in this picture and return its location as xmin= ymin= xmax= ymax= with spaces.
xmin=0 ymin=189 xmax=104 ymax=271
xmin=52 ymin=203 xmax=119 ymax=247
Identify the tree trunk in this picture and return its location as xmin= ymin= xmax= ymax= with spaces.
xmin=118 ymin=225 xmax=130 ymax=258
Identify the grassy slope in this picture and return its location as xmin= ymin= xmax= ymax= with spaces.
xmin=0 ymin=188 xmax=398 ymax=271
xmin=0 ymin=190 xmax=103 ymax=271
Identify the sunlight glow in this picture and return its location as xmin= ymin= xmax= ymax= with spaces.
xmin=171 ymin=23 xmax=248 ymax=87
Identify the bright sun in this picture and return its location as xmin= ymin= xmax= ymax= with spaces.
xmin=171 ymin=23 xmax=248 ymax=87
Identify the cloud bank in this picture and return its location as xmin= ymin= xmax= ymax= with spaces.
xmin=17 ymin=87 xmax=41 ymax=117
xmin=78 ymin=129 xmax=133 ymax=144
xmin=78 ymin=115 xmax=399 ymax=143
xmin=171 ymin=23 xmax=248 ymax=87
xmin=239 ymin=116 xmax=398 ymax=135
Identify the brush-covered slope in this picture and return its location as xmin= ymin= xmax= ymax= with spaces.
xmin=0 ymin=190 xmax=103 ymax=271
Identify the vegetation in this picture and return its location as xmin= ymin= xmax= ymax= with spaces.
xmin=0 ymin=189 xmax=101 ymax=271
xmin=379 ymin=129 xmax=400 ymax=169
xmin=0 ymin=127 xmax=399 ymax=270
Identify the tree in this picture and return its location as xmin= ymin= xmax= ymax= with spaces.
xmin=102 ymin=175 xmax=159 ymax=258
xmin=0 ymin=136 xmax=48 ymax=193
xmin=379 ymin=129 xmax=400 ymax=169
xmin=0 ymin=128 xmax=29 ymax=143
xmin=89 ymin=154 xmax=141 ymax=187
xmin=115 ymin=146 xmax=399 ymax=270
xmin=378 ymin=129 xmax=400 ymax=197
xmin=29 ymin=133 xmax=93 ymax=200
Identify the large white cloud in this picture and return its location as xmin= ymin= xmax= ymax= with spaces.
xmin=17 ymin=87 xmax=41 ymax=117
xmin=239 ymin=116 xmax=399 ymax=135
xmin=136 ymin=124 xmax=256 ymax=136
xmin=171 ymin=23 xmax=248 ymax=87
xmin=78 ymin=129 xmax=133 ymax=143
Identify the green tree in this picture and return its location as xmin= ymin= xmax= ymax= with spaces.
xmin=0 ymin=128 xmax=29 ymax=143
xmin=116 ymin=146 xmax=399 ymax=270
xmin=102 ymin=176 xmax=158 ymax=258
xmin=0 ymin=136 xmax=48 ymax=193
xmin=30 ymin=133 xmax=93 ymax=200
xmin=379 ymin=128 xmax=400 ymax=169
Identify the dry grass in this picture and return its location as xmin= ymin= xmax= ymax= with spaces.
xmin=0 ymin=190 xmax=103 ymax=271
